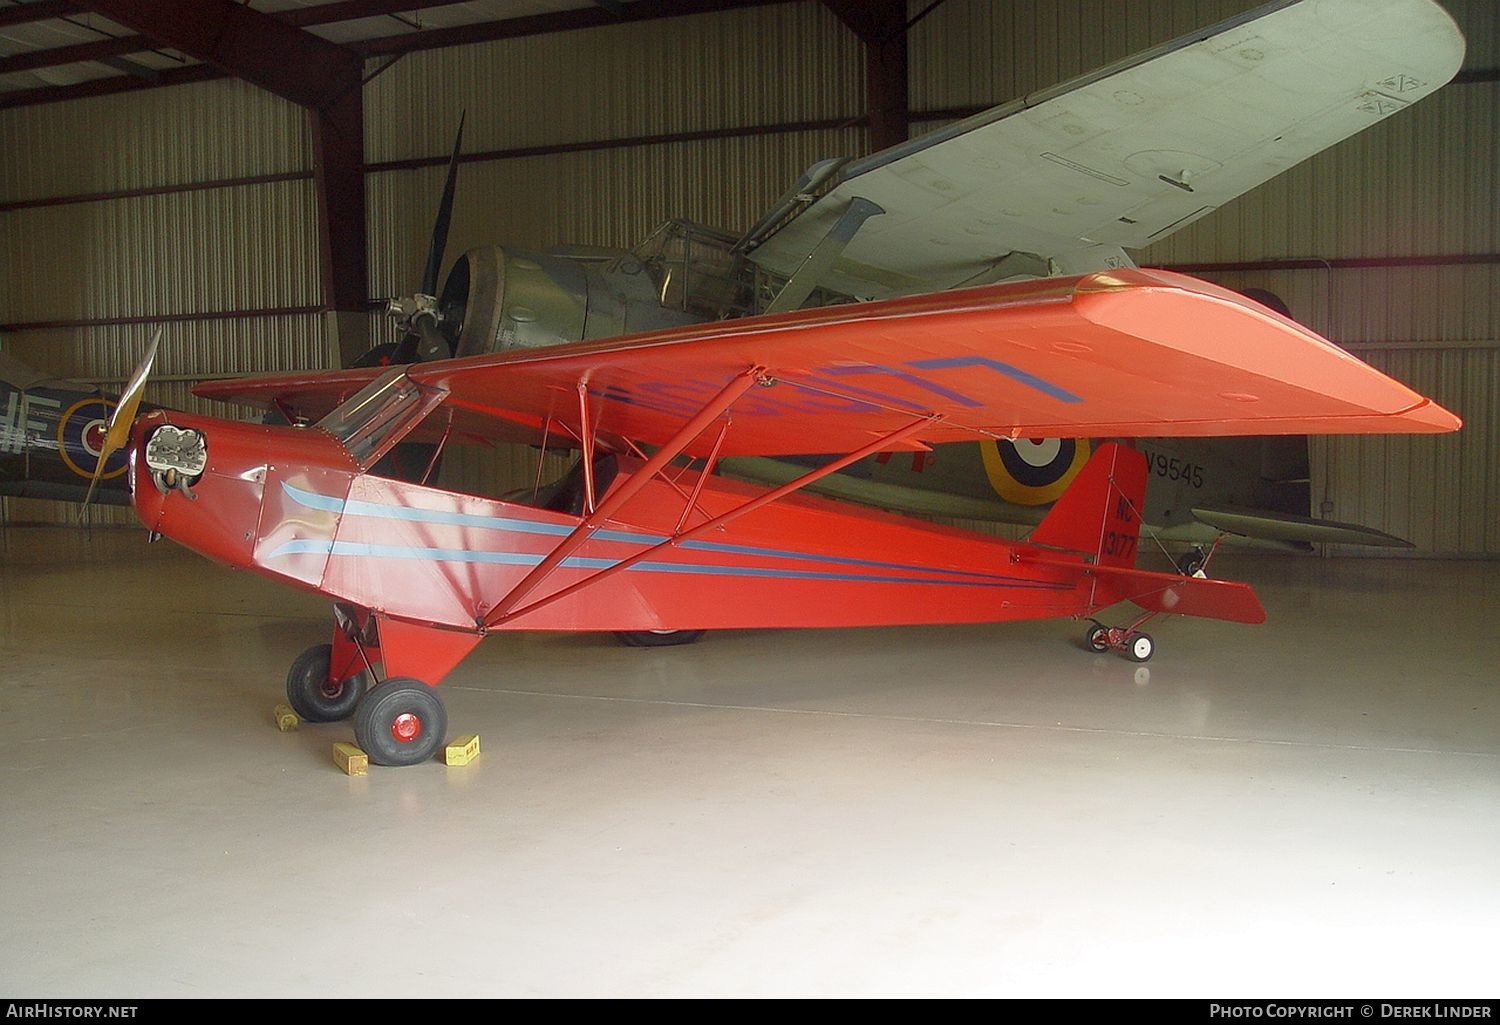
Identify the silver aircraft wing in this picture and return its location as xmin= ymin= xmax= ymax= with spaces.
xmin=745 ymin=0 xmax=1465 ymax=299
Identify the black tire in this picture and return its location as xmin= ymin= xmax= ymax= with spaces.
xmin=286 ymin=643 xmax=367 ymax=723
xmin=1127 ymin=632 xmax=1155 ymax=663
xmin=614 ymin=629 xmax=706 ymax=648
xmin=1084 ymin=623 xmax=1110 ymax=653
xmin=353 ymin=678 xmax=447 ymax=767
xmin=1177 ymin=547 xmax=1207 ymax=577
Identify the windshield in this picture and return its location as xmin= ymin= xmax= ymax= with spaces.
xmin=317 ymin=369 xmax=444 ymax=468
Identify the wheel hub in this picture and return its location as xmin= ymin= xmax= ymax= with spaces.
xmin=390 ymin=712 xmax=423 ymax=743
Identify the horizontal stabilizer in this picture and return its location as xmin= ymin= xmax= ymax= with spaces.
xmin=1104 ymin=565 xmax=1267 ymax=624
xmin=1028 ymin=556 xmax=1266 ymax=624
xmin=1192 ymin=505 xmax=1414 ymax=548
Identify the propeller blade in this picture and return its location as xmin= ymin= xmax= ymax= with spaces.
xmin=420 ymin=112 xmax=466 ymax=297
xmin=81 ymin=329 xmax=160 ymax=515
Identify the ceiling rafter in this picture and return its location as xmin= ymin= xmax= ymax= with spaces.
xmin=349 ymin=0 xmax=791 ymax=56
xmin=1 ymin=0 xmax=793 ymax=80
xmin=68 ymin=0 xmax=362 ymax=108
xmin=62 ymin=1 xmax=370 ymax=340
xmin=0 ymin=1 xmax=79 ymax=28
xmin=0 ymin=1 xmax=476 ymax=79
xmin=0 ymin=32 xmax=161 ymax=75
xmin=275 ymin=0 xmax=478 ymax=28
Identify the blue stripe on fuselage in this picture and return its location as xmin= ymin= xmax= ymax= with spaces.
xmin=263 ymin=538 xmax=1072 ymax=590
xmin=277 ymin=481 xmax=1056 ymax=587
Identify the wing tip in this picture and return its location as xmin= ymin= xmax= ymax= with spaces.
xmin=1401 ymin=399 xmax=1463 ymax=434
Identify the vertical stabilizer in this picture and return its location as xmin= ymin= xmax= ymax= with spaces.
xmin=1027 ymin=441 xmax=1147 ymax=568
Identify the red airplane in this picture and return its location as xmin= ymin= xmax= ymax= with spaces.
xmin=97 ymin=269 xmax=1459 ymax=766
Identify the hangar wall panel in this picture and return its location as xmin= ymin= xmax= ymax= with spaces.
xmin=1443 ymin=0 xmax=1499 ymax=66
xmin=363 ymin=0 xmax=864 ymax=295
xmin=0 ymin=78 xmax=323 ymax=527
xmin=367 ymin=128 xmax=864 ymax=297
xmin=1311 ymin=346 xmax=1500 ymax=556
xmin=2 ymin=3 xmax=867 ymax=527
xmin=364 ymin=2 xmax=860 ymax=163
xmin=908 ymin=0 xmax=1263 ymax=113
xmin=0 ymin=80 xmax=309 ymax=202
xmin=1139 ymin=85 xmax=1499 ymax=268
xmin=0 ymin=180 xmax=322 ymax=324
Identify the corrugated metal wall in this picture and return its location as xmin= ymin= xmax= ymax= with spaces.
xmin=1 ymin=0 xmax=1494 ymax=554
xmin=363 ymin=0 xmax=862 ymax=294
xmin=0 ymin=77 xmax=329 ymax=524
xmin=909 ymin=0 xmax=1263 ymax=110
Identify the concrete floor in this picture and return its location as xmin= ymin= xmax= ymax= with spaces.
xmin=0 ymin=526 xmax=1496 ymax=998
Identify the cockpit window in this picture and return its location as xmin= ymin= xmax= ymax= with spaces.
xmin=317 ymin=369 xmax=444 ymax=469
xmin=628 ymin=220 xmax=753 ymax=319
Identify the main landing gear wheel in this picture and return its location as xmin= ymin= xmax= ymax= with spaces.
xmin=285 ymin=643 xmax=367 ymax=723
xmin=614 ymin=629 xmax=705 ymax=648
xmin=353 ymin=678 xmax=448 ymax=767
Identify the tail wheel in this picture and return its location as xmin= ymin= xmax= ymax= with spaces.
xmin=353 ymin=678 xmax=448 ymax=767
xmin=614 ymin=630 xmax=705 ymax=648
xmin=286 ymin=643 xmax=366 ymax=723
xmin=1127 ymin=633 xmax=1155 ymax=663
xmin=1177 ymin=547 xmax=1208 ymax=577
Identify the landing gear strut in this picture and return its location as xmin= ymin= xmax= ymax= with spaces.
xmin=1083 ymin=619 xmax=1155 ymax=662
xmin=289 ymin=605 xmax=472 ymax=766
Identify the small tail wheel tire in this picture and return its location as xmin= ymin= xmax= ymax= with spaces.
xmin=286 ymin=643 xmax=367 ymax=723
xmin=614 ymin=629 xmax=706 ymax=648
xmin=353 ymin=678 xmax=448 ymax=767
xmin=1127 ymin=632 xmax=1155 ymax=663
xmin=1084 ymin=622 xmax=1111 ymax=653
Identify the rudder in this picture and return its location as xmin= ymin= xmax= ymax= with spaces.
xmin=1026 ymin=441 xmax=1146 ymax=568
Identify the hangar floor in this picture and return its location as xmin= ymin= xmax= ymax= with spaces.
xmin=0 ymin=526 xmax=1495 ymax=998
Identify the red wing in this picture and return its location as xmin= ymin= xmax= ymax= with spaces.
xmin=197 ymin=269 xmax=1459 ymax=457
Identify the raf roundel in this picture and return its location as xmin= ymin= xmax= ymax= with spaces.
xmin=57 ymin=397 xmax=127 ymax=481
xmin=980 ymin=438 xmax=1091 ymax=506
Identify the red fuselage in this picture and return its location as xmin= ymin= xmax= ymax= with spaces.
xmin=129 ymin=409 xmax=1119 ymax=636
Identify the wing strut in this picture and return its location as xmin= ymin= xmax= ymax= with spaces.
xmin=481 ymin=367 xmax=765 ymax=625
xmin=577 ymin=382 xmax=598 ymax=513
xmin=675 ymin=420 xmax=730 ymax=534
xmin=762 ymin=196 xmax=884 ymax=314
xmin=484 ymin=413 xmax=939 ymax=630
